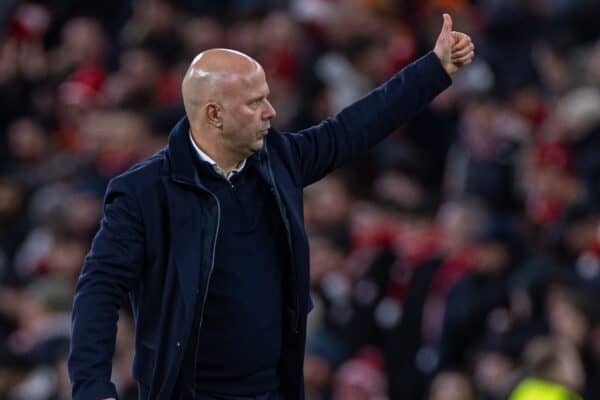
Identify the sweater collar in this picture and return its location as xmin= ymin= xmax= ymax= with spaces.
xmin=188 ymin=130 xmax=246 ymax=180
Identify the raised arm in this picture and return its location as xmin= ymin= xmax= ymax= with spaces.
xmin=286 ymin=14 xmax=474 ymax=187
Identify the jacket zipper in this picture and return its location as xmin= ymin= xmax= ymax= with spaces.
xmin=192 ymin=190 xmax=220 ymax=391
xmin=172 ymin=177 xmax=221 ymax=393
xmin=264 ymin=146 xmax=300 ymax=333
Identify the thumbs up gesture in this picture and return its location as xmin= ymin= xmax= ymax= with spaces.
xmin=433 ymin=13 xmax=475 ymax=75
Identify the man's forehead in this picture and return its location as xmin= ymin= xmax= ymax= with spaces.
xmin=240 ymin=68 xmax=268 ymax=89
xmin=221 ymin=67 xmax=268 ymax=96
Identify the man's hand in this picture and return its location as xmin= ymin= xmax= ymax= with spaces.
xmin=433 ymin=13 xmax=475 ymax=75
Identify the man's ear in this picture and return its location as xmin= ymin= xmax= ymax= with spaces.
xmin=206 ymin=103 xmax=223 ymax=129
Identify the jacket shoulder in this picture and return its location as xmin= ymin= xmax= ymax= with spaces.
xmin=106 ymin=148 xmax=167 ymax=195
xmin=265 ymin=128 xmax=301 ymax=163
xmin=265 ymin=129 xmax=301 ymax=174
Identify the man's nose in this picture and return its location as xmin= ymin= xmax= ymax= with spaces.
xmin=264 ymin=99 xmax=277 ymax=120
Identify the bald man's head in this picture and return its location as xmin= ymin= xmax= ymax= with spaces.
xmin=181 ymin=48 xmax=261 ymax=123
xmin=181 ymin=48 xmax=277 ymax=168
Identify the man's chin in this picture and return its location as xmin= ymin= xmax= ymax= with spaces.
xmin=247 ymin=138 xmax=264 ymax=155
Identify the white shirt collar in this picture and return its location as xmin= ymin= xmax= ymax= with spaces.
xmin=189 ymin=131 xmax=246 ymax=180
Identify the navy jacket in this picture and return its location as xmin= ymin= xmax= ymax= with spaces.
xmin=69 ymin=51 xmax=451 ymax=400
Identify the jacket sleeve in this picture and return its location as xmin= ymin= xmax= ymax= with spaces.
xmin=69 ymin=177 xmax=145 ymax=400
xmin=285 ymin=51 xmax=452 ymax=187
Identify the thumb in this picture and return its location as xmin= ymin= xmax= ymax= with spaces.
xmin=441 ymin=13 xmax=453 ymax=35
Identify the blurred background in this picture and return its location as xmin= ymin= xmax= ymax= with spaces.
xmin=1 ymin=0 xmax=600 ymax=399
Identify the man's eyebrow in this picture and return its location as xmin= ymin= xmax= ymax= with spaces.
xmin=249 ymin=94 xmax=267 ymax=102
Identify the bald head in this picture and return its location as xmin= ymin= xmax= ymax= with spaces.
xmin=181 ymin=48 xmax=276 ymax=173
xmin=181 ymin=48 xmax=262 ymax=123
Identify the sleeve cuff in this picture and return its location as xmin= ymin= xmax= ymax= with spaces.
xmin=420 ymin=50 xmax=453 ymax=91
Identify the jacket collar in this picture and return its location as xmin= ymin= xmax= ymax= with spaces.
xmin=166 ymin=115 xmax=267 ymax=189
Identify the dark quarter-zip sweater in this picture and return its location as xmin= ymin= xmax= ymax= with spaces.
xmin=177 ymin=149 xmax=289 ymax=396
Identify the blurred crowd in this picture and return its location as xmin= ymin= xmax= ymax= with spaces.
xmin=1 ymin=0 xmax=600 ymax=399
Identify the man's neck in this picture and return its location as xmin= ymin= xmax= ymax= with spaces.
xmin=190 ymin=131 xmax=243 ymax=175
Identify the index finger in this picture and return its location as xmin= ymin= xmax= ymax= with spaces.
xmin=451 ymin=32 xmax=472 ymax=50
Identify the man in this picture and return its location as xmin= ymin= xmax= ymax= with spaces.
xmin=69 ymin=13 xmax=474 ymax=400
